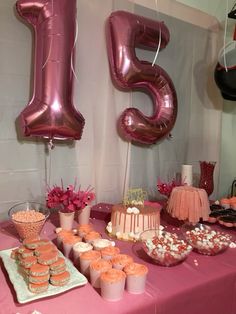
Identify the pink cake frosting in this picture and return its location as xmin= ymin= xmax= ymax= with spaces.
xmin=106 ymin=202 xmax=161 ymax=241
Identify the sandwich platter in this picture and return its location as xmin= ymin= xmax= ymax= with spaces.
xmin=0 ymin=247 xmax=88 ymax=304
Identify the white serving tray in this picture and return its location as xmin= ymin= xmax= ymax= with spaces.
xmin=0 ymin=247 xmax=88 ymax=304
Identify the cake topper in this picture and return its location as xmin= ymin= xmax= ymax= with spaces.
xmin=123 ymin=188 xmax=147 ymax=206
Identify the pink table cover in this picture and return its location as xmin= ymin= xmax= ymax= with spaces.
xmin=0 ymin=209 xmax=236 ymax=314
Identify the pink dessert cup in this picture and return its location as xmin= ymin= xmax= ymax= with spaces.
xmin=100 ymin=269 xmax=126 ymax=301
xmin=111 ymin=254 xmax=133 ymax=270
xmin=84 ymin=231 xmax=101 ymax=244
xmin=62 ymin=235 xmax=81 ymax=258
xmin=56 ymin=230 xmax=73 ymax=249
xmin=100 ymin=246 xmax=120 ymax=261
xmin=72 ymin=242 xmax=93 ymax=266
xmin=77 ymin=224 xmax=94 ymax=239
xmin=124 ymin=262 xmax=148 ymax=294
xmin=89 ymin=259 xmax=112 ymax=288
xmin=79 ymin=250 xmax=101 ymax=277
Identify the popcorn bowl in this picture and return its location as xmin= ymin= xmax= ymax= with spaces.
xmin=8 ymin=202 xmax=50 ymax=240
xmin=140 ymin=229 xmax=192 ymax=267
xmin=182 ymin=223 xmax=231 ymax=256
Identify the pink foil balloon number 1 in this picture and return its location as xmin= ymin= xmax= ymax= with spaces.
xmin=16 ymin=0 xmax=85 ymax=140
xmin=106 ymin=11 xmax=178 ymax=145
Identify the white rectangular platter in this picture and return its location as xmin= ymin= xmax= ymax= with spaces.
xmin=0 ymin=247 xmax=88 ymax=304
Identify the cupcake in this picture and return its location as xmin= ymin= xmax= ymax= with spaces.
xmin=220 ymin=198 xmax=231 ymax=209
xmin=100 ymin=269 xmax=126 ymax=301
xmin=62 ymin=235 xmax=82 ymax=258
xmin=111 ymin=254 xmax=133 ymax=270
xmin=84 ymin=231 xmax=101 ymax=244
xmin=77 ymin=224 xmax=94 ymax=238
xmin=123 ymin=262 xmax=148 ymax=294
xmin=100 ymin=246 xmax=120 ymax=260
xmin=73 ymin=242 xmax=93 ymax=266
xmin=79 ymin=250 xmax=101 ymax=277
xmin=89 ymin=259 xmax=112 ymax=288
xmin=57 ymin=230 xmax=74 ymax=248
xmin=92 ymin=238 xmax=115 ymax=251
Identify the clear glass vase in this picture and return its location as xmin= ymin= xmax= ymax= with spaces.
xmin=198 ymin=161 xmax=216 ymax=196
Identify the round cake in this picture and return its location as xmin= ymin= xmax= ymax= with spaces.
xmin=166 ymin=186 xmax=210 ymax=223
xmin=106 ymin=202 xmax=161 ymax=241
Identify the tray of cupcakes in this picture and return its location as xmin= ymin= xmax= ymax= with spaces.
xmin=208 ymin=198 xmax=236 ymax=228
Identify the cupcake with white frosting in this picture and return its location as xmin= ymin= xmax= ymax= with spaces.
xmin=92 ymin=238 xmax=115 ymax=251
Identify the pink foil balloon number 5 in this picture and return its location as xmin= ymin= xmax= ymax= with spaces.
xmin=106 ymin=11 xmax=178 ymax=145
xmin=16 ymin=0 xmax=85 ymax=140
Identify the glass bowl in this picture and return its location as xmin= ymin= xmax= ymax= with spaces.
xmin=182 ymin=223 xmax=231 ymax=255
xmin=8 ymin=201 xmax=50 ymax=240
xmin=140 ymin=229 xmax=192 ymax=267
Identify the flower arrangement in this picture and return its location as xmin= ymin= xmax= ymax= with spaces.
xmin=157 ymin=178 xmax=184 ymax=198
xmin=46 ymin=180 xmax=95 ymax=213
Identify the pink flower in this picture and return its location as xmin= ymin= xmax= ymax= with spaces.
xmin=157 ymin=178 xmax=184 ymax=197
xmin=46 ymin=181 xmax=95 ymax=213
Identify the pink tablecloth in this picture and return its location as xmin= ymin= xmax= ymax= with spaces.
xmin=0 ymin=209 xmax=236 ymax=314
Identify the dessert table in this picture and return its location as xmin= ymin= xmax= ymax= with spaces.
xmin=0 ymin=205 xmax=236 ymax=314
